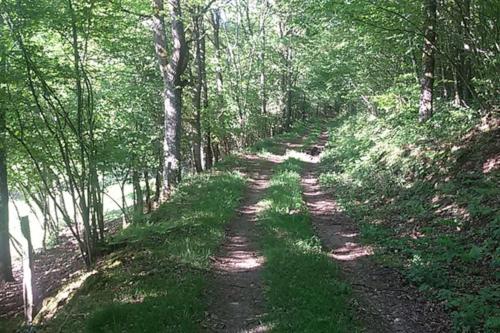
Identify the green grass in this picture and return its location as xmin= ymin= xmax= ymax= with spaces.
xmin=36 ymin=171 xmax=245 ymax=333
xmin=258 ymin=158 xmax=359 ymax=333
xmin=249 ymin=121 xmax=310 ymax=155
xmin=300 ymin=119 xmax=324 ymax=151
xmin=318 ymin=102 xmax=499 ymax=332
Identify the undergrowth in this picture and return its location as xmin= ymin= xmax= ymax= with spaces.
xmin=37 ymin=171 xmax=245 ymax=333
xmin=258 ymin=158 xmax=359 ymax=333
xmin=319 ymin=102 xmax=499 ymax=332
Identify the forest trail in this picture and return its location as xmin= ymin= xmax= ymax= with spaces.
xmin=301 ymin=132 xmax=450 ymax=333
xmin=205 ymin=154 xmax=281 ymax=332
xmin=205 ymin=136 xmax=305 ymax=332
xmin=205 ymin=129 xmax=450 ymax=332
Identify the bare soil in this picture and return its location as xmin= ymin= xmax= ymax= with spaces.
xmin=0 ymin=218 xmax=122 ymax=323
xmin=301 ymin=132 xmax=451 ymax=333
xmin=0 ymin=234 xmax=83 ymax=322
xmin=204 ymin=153 xmax=280 ymax=333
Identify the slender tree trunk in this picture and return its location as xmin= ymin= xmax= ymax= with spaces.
xmin=152 ymin=0 xmax=188 ymax=198
xmin=454 ymin=0 xmax=472 ymax=107
xmin=154 ymin=165 xmax=161 ymax=204
xmin=144 ymin=170 xmax=152 ymax=213
xmin=419 ymin=0 xmax=437 ymax=122
xmin=259 ymin=2 xmax=267 ymax=116
xmin=279 ymin=19 xmax=293 ymax=130
xmin=211 ymin=9 xmax=224 ymax=104
xmin=210 ymin=9 xmax=224 ymax=165
xmin=213 ymin=143 xmax=221 ymax=163
xmin=192 ymin=10 xmax=203 ymax=173
xmin=132 ymin=169 xmax=143 ymax=216
xmin=69 ymin=0 xmax=94 ymax=267
xmin=0 ymin=84 xmax=13 ymax=282
xmin=1 ymin=18 xmax=15 ymax=279
xmin=201 ymin=19 xmax=213 ymax=170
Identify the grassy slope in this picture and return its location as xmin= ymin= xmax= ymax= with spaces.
xmin=319 ymin=106 xmax=499 ymax=332
xmin=37 ymin=171 xmax=245 ymax=332
xmin=258 ymin=158 xmax=358 ymax=333
xmin=29 ymin=122 xmax=313 ymax=332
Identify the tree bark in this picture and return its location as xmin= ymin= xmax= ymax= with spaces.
xmin=201 ymin=17 xmax=213 ymax=170
xmin=0 ymin=77 xmax=13 ymax=282
xmin=152 ymin=0 xmax=188 ymax=198
xmin=192 ymin=10 xmax=203 ymax=173
xmin=259 ymin=1 xmax=268 ymax=116
xmin=0 ymin=12 xmax=13 ymax=280
xmin=453 ymin=0 xmax=472 ymax=107
xmin=132 ymin=169 xmax=143 ymax=216
xmin=144 ymin=170 xmax=152 ymax=213
xmin=418 ymin=0 xmax=437 ymax=122
xmin=210 ymin=8 xmax=224 ymax=163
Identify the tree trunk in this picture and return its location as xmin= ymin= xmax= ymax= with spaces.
xmin=20 ymin=216 xmax=34 ymax=323
xmin=201 ymin=18 xmax=213 ymax=170
xmin=154 ymin=165 xmax=162 ymax=204
xmin=0 ymin=83 xmax=13 ymax=282
xmin=152 ymin=0 xmax=188 ymax=198
xmin=213 ymin=143 xmax=221 ymax=163
xmin=419 ymin=0 xmax=437 ymax=122
xmin=259 ymin=2 xmax=267 ymax=116
xmin=192 ymin=10 xmax=203 ymax=173
xmin=454 ymin=0 xmax=472 ymax=107
xmin=279 ymin=20 xmax=293 ymax=130
xmin=210 ymin=9 xmax=224 ymax=166
xmin=144 ymin=170 xmax=152 ymax=213
xmin=132 ymin=169 xmax=143 ymax=217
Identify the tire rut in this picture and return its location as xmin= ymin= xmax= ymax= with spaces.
xmin=204 ymin=156 xmax=278 ymax=333
xmin=301 ymin=132 xmax=451 ymax=333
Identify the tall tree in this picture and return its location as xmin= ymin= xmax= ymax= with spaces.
xmin=192 ymin=7 xmax=204 ymax=173
xmin=419 ymin=0 xmax=437 ymax=122
xmin=0 ymin=70 xmax=13 ymax=283
xmin=152 ymin=0 xmax=188 ymax=197
xmin=0 ymin=14 xmax=13 ymax=281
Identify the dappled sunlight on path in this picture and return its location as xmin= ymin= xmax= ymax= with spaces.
xmin=302 ymin=174 xmax=374 ymax=262
xmin=205 ymin=156 xmax=278 ymax=332
xmin=301 ymin=132 xmax=450 ymax=333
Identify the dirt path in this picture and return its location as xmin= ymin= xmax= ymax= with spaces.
xmin=205 ymin=154 xmax=281 ymax=333
xmin=301 ymin=132 xmax=451 ymax=333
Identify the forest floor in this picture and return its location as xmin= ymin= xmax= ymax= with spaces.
xmin=0 ymin=233 xmax=83 ymax=321
xmin=204 ymin=125 xmax=449 ymax=332
xmin=301 ymin=132 xmax=450 ymax=333
xmin=0 ymin=218 xmax=123 ymax=329
xmin=5 ymin=117 xmax=495 ymax=332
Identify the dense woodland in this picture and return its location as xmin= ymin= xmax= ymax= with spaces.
xmin=0 ymin=0 xmax=498 ymax=332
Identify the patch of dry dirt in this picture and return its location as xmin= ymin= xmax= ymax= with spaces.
xmin=0 ymin=218 xmax=122 ymax=323
xmin=301 ymin=132 xmax=451 ymax=333
xmin=0 ymin=234 xmax=83 ymax=322
xmin=204 ymin=154 xmax=280 ymax=333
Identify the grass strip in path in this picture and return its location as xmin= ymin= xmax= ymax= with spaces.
xmin=257 ymin=158 xmax=359 ymax=333
xmin=37 ymin=171 xmax=245 ymax=333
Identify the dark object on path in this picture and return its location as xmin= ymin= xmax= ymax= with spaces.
xmin=308 ymin=146 xmax=322 ymax=156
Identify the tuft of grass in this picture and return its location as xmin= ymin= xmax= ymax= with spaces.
xmin=319 ymin=103 xmax=499 ymax=332
xmin=258 ymin=158 xmax=359 ymax=333
xmin=38 ymin=171 xmax=245 ymax=333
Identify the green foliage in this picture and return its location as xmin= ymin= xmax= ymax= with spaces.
xmin=258 ymin=158 xmax=359 ymax=332
xmin=319 ymin=104 xmax=499 ymax=332
xmin=38 ymin=171 xmax=245 ymax=332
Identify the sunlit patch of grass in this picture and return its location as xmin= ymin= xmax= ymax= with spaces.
xmin=37 ymin=171 xmax=245 ymax=333
xmin=300 ymin=119 xmax=324 ymax=150
xmin=248 ymin=120 xmax=313 ymax=155
xmin=258 ymin=158 xmax=359 ymax=332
